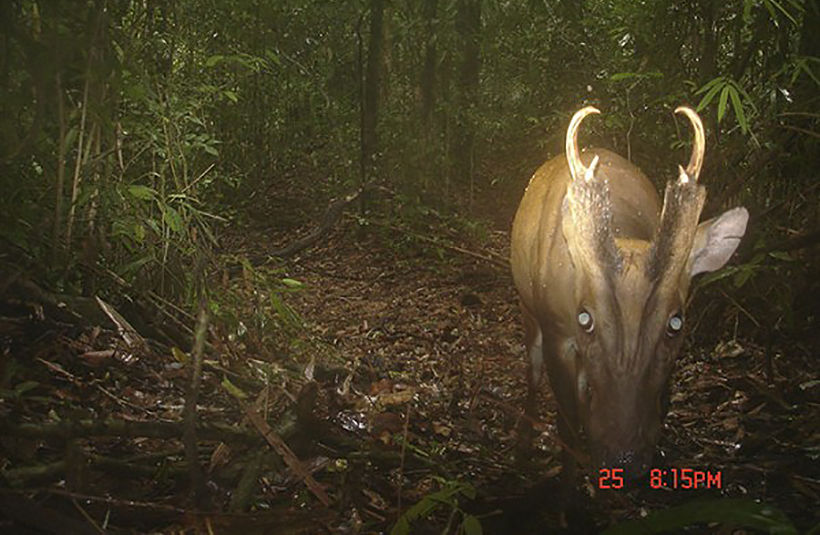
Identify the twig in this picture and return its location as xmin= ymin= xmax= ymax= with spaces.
xmin=779 ymin=124 xmax=820 ymax=139
xmin=71 ymin=498 xmax=105 ymax=534
xmin=375 ymin=221 xmax=508 ymax=270
xmin=0 ymin=419 xmax=255 ymax=443
xmin=182 ymin=295 xmax=210 ymax=503
xmin=719 ymin=288 xmax=760 ymax=328
xmin=239 ymin=189 xmax=363 ymax=273
xmin=777 ymin=111 xmax=820 ymax=118
xmin=397 ymin=406 xmax=411 ymax=514
xmin=21 ymin=488 xmax=191 ymax=515
xmin=66 ymin=55 xmax=91 ymax=246
xmin=242 ymin=402 xmax=331 ymax=506
xmin=181 ymin=163 xmax=216 ymax=194
xmin=95 ymin=296 xmax=149 ymax=354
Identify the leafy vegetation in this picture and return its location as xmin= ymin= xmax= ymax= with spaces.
xmin=0 ymin=0 xmax=817 ymax=532
xmin=1 ymin=1 xmax=816 ymax=325
xmin=391 ymin=477 xmax=482 ymax=535
xmin=603 ymin=498 xmax=797 ymax=535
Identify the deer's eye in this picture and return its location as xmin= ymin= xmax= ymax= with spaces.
xmin=666 ymin=313 xmax=684 ymax=336
xmin=577 ymin=309 xmax=594 ymax=333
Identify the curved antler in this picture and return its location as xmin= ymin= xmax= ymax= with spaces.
xmin=648 ymin=106 xmax=708 ymax=280
xmin=674 ymin=106 xmax=705 ymax=184
xmin=566 ymin=106 xmax=601 ymax=183
xmin=562 ymin=106 xmax=621 ymax=274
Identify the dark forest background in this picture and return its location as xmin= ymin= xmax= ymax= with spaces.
xmin=0 ymin=0 xmax=817 ymax=533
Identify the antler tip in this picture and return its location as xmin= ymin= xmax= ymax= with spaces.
xmin=585 ymin=155 xmax=600 ymax=182
xmin=677 ymin=164 xmax=690 ymax=184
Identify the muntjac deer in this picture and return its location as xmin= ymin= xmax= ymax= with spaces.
xmin=511 ymin=106 xmax=748 ymax=479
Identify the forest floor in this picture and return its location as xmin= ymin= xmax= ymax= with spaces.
xmin=225 ymin=175 xmax=818 ymax=533
xmin=1 ymin=176 xmax=817 ymax=534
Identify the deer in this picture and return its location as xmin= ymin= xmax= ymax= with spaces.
xmin=510 ymin=106 xmax=748 ymax=481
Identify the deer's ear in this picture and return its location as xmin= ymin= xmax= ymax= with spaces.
xmin=689 ymin=207 xmax=749 ymax=277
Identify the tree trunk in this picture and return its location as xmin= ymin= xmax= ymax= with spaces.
xmin=699 ymin=0 xmax=718 ymax=82
xmin=419 ymin=0 xmax=438 ymax=127
xmin=450 ymin=0 xmax=480 ymax=205
xmin=798 ymin=0 xmax=820 ymax=57
xmin=361 ymin=0 xmax=385 ymax=186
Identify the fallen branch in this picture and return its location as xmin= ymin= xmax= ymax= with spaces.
xmin=738 ymin=227 xmax=820 ymax=264
xmin=0 ymin=419 xmax=255 ymax=443
xmin=0 ymin=492 xmax=100 ymax=535
xmin=182 ymin=295 xmax=210 ymax=503
xmin=252 ymin=189 xmax=363 ymax=265
xmin=242 ymin=401 xmax=331 ymax=506
xmin=243 ymin=404 xmax=330 ymax=506
xmin=2 ymin=488 xmax=337 ymax=530
xmin=3 ymin=451 xmax=187 ymax=488
xmin=373 ymin=220 xmax=508 ymax=270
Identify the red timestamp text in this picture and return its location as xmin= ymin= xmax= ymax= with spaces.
xmin=597 ymin=467 xmax=723 ymax=490
xmin=649 ymin=467 xmax=722 ymax=489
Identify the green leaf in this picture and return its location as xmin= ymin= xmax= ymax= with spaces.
xmin=171 ymin=347 xmax=188 ymax=364
xmin=221 ymin=377 xmax=248 ymax=399
xmin=128 ymin=185 xmax=156 ymax=201
xmin=459 ymin=483 xmax=476 ymax=500
xmin=281 ymin=278 xmax=304 ymax=289
xmin=696 ymin=268 xmax=733 ymax=288
xmin=404 ymin=495 xmax=441 ymax=522
xmin=610 ymin=72 xmax=637 ymax=81
xmin=120 ymin=254 xmax=153 ymax=276
xmin=390 ymin=479 xmax=478 ymax=534
xmin=602 ymin=498 xmax=796 ymax=535
xmin=728 ymin=85 xmax=748 ymax=133
xmin=763 ymin=0 xmax=779 ymax=27
xmin=696 ymin=77 xmax=725 ymax=111
xmin=265 ymin=49 xmax=282 ymax=66
xmin=146 ymin=218 xmax=161 ymax=235
xmin=742 ymin=0 xmax=753 ymax=22
xmin=64 ymin=126 xmax=79 ymax=153
xmin=695 ymin=75 xmax=724 ymax=95
xmin=167 ymin=193 xmax=199 ymax=204
xmin=162 ymin=205 xmax=183 ymax=233
xmin=270 ymin=293 xmax=301 ymax=329
xmin=14 ymin=381 xmax=40 ymax=396
xmin=735 ymin=82 xmax=755 ymax=108
xmin=203 ymin=144 xmax=219 ymax=156
xmin=796 ymin=56 xmax=820 ymax=86
xmin=769 ymin=251 xmax=794 ymax=261
xmin=733 ymin=266 xmax=755 ymax=288
xmin=133 ymin=222 xmax=145 ymax=243
xmin=205 ymin=55 xmax=223 ymax=68
xmin=783 ymin=0 xmax=804 ymax=13
xmin=717 ymin=86 xmax=730 ymax=122
xmin=390 ymin=517 xmax=410 ymax=535
xmin=462 ymin=514 xmax=483 ymax=535
xmin=765 ymin=0 xmax=799 ymax=26
xmin=122 ymin=79 xmax=149 ymax=102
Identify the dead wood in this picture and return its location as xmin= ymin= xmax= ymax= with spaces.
xmin=242 ymin=401 xmax=331 ymax=506
xmin=0 ymin=262 xmax=187 ymax=350
xmin=373 ymin=220 xmax=508 ymax=269
xmin=0 ymin=493 xmax=100 ymax=535
xmin=246 ymin=188 xmax=363 ymax=268
xmin=3 ymin=452 xmax=187 ymax=488
xmin=182 ymin=296 xmax=210 ymax=504
xmin=0 ymin=418 xmax=255 ymax=442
